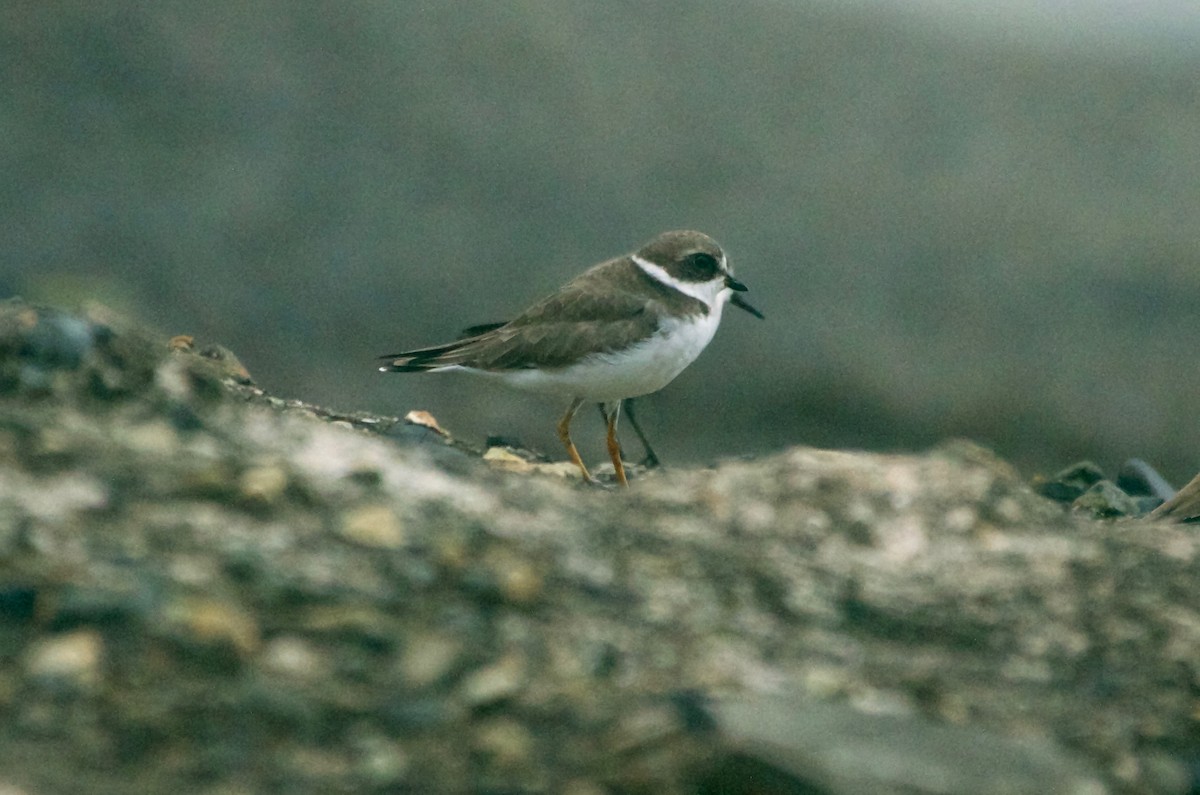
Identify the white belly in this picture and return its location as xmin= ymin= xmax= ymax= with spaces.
xmin=461 ymin=310 xmax=723 ymax=402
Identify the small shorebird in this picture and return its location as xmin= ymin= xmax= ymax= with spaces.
xmin=379 ymin=230 xmax=763 ymax=486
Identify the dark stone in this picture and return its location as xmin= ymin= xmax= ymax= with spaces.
xmin=1072 ymin=479 xmax=1140 ymax=518
xmin=1052 ymin=460 xmax=1106 ymax=489
xmin=1034 ymin=480 xmax=1085 ymax=502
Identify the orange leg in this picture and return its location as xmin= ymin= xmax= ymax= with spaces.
xmin=557 ymin=397 xmax=594 ymax=483
xmin=603 ymin=401 xmax=628 ymax=487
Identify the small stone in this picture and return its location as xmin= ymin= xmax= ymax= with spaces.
xmin=1072 ymin=480 xmax=1140 ymax=519
xmin=499 ymin=560 xmax=543 ymax=605
xmin=167 ymin=554 xmax=218 ymax=587
xmin=1035 ymin=461 xmax=1110 ymax=504
xmin=610 ymin=706 xmax=682 ymax=754
xmin=24 ymin=629 xmax=104 ymax=690
xmin=260 ymin=636 xmax=326 ymax=681
xmin=483 ymin=447 xmax=534 ymax=473
xmin=350 ymin=730 xmax=411 ymax=785
xmin=990 ymin=495 xmax=1026 ymax=525
xmin=533 ymin=461 xmax=588 ymax=480
xmin=473 ymin=717 xmax=534 ymax=768
xmin=404 ymin=410 xmax=447 ymax=436
xmin=125 ymin=419 xmax=181 ymax=455
xmin=31 ymin=426 xmax=75 ymax=463
xmin=300 ymin=605 xmax=397 ymax=649
xmin=461 ymin=653 xmax=526 ymax=708
xmin=1034 ymin=479 xmax=1085 ymax=503
xmin=803 ymin=665 xmax=852 ymax=699
xmin=338 ymin=504 xmax=406 ymax=549
xmin=240 ymin=464 xmax=289 ymax=506
xmin=178 ymin=461 xmax=238 ymax=499
xmin=165 ymin=597 xmax=260 ymax=658
xmin=476 ymin=547 xmax=545 ymax=606
xmin=400 ymin=632 xmax=466 ymax=688
xmin=1054 ymin=461 xmax=1106 ymax=489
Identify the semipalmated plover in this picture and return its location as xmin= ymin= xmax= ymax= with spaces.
xmin=379 ymin=230 xmax=763 ymax=486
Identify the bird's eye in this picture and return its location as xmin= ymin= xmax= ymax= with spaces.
xmin=684 ymin=252 xmax=720 ymax=279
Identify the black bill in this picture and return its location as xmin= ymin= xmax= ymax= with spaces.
xmin=731 ymin=291 xmax=764 ymax=320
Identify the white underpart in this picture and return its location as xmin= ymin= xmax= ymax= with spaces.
xmin=493 ymin=310 xmax=725 ymax=401
xmin=436 ymin=255 xmax=734 ymax=402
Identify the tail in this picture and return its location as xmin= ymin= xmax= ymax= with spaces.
xmin=379 ymin=321 xmax=508 ymax=373
xmin=378 ymin=338 xmax=474 ymax=373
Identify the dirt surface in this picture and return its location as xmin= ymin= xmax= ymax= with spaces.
xmin=0 ymin=299 xmax=1196 ymax=794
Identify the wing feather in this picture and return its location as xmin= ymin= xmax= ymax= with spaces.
xmin=380 ymin=257 xmax=701 ymax=372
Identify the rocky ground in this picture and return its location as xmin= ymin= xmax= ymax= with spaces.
xmin=0 ymin=297 xmax=1198 ymax=794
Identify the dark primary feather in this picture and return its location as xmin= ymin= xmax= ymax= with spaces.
xmin=458 ymin=322 xmax=506 ymax=338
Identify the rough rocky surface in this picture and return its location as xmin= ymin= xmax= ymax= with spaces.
xmin=0 ymin=298 xmax=1198 ymax=794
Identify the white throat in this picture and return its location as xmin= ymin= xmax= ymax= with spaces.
xmin=631 ymin=254 xmax=730 ymax=311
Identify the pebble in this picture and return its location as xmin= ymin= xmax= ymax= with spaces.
xmin=164 ymin=597 xmax=260 ymax=658
xmin=475 ymin=547 xmax=544 ymax=606
xmin=350 ymin=730 xmax=411 ymax=785
xmin=403 ymin=410 xmax=447 ymax=436
xmin=610 ymin=706 xmax=681 ymax=754
xmin=15 ymin=426 xmax=61 ymax=471
xmin=124 ymin=419 xmax=181 ymax=456
xmin=483 ymin=447 xmax=534 ymax=473
xmin=24 ymin=629 xmax=104 ymax=690
xmin=1035 ymin=460 xmax=1105 ymax=502
xmin=400 ymin=632 xmax=466 ymax=689
xmin=1054 ymin=461 xmax=1105 ymax=489
xmin=460 ymin=653 xmax=526 ymax=708
xmin=239 ymin=464 xmax=289 ymax=506
xmin=534 ymin=461 xmax=588 ymax=480
xmin=473 ymin=717 xmax=535 ymax=768
xmin=498 ymin=560 xmax=544 ymax=605
xmin=481 ymin=447 xmax=587 ymax=481
xmin=300 ymin=605 xmax=396 ymax=649
xmin=260 ymin=636 xmax=327 ymax=681
xmin=338 ymin=504 xmax=406 ymax=549
xmin=1073 ymin=480 xmax=1140 ymax=518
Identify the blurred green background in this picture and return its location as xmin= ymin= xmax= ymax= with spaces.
xmin=5 ymin=1 xmax=1199 ymax=482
